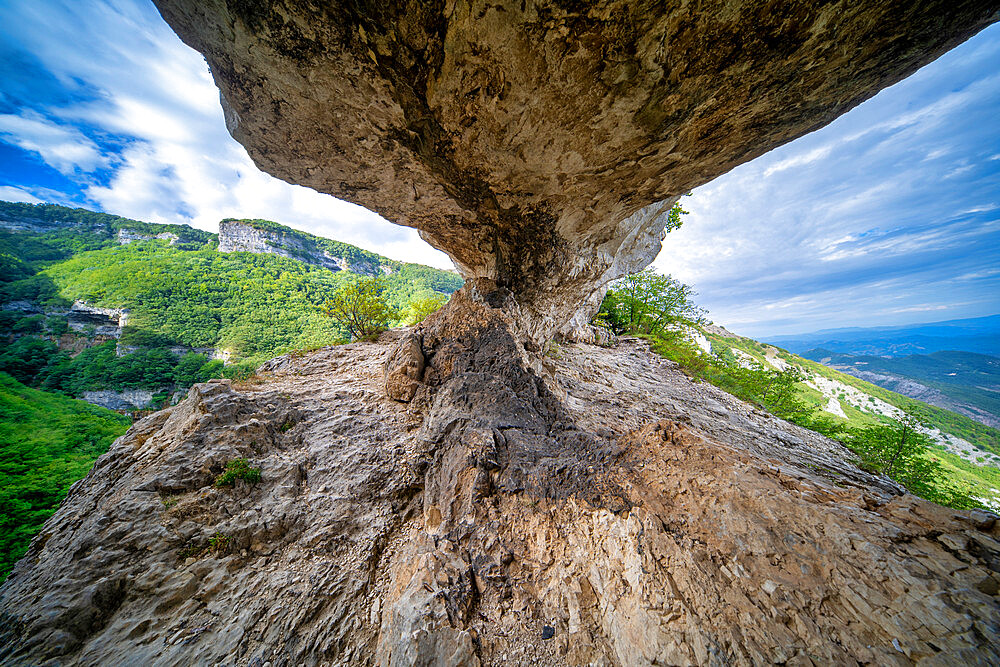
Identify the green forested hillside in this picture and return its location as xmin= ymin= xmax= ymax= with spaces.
xmin=801 ymin=348 xmax=1000 ymax=427
xmin=43 ymin=243 xmax=354 ymax=357
xmin=0 ymin=203 xmax=463 ymax=580
xmin=1 ymin=202 xmax=462 ymax=369
xmin=0 ymin=373 xmax=130 ymax=580
xmin=718 ymin=336 xmax=1000 ymax=454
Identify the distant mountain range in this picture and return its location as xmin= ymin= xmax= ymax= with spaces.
xmin=765 ymin=315 xmax=1000 ymax=357
xmin=801 ymin=349 xmax=1000 ymax=429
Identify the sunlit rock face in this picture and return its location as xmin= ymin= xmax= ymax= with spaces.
xmin=153 ymin=0 xmax=996 ymax=337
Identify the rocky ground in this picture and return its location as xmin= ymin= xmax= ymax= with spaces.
xmin=1 ymin=297 xmax=998 ymax=665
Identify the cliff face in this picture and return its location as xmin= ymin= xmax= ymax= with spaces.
xmin=218 ymin=219 xmax=389 ymax=276
xmin=152 ymin=0 xmax=997 ymax=339
xmin=1 ymin=289 xmax=997 ymax=666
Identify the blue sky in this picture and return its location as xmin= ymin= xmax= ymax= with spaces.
xmin=1 ymin=1 xmax=998 ymax=338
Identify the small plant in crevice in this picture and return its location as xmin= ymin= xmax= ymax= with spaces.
xmin=214 ymin=458 xmax=262 ymax=487
xmin=207 ymin=532 xmax=231 ymax=555
xmin=178 ymin=531 xmax=233 ymax=560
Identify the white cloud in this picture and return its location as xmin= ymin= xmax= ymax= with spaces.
xmin=0 ymin=185 xmax=42 ymax=204
xmin=0 ymin=0 xmax=455 ymax=270
xmin=889 ymin=304 xmax=952 ymax=314
xmin=763 ymin=145 xmax=834 ymax=177
xmin=651 ymin=24 xmax=1000 ymax=336
xmin=0 ymin=110 xmax=106 ymax=174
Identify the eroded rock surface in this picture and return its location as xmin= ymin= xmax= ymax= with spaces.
xmin=152 ymin=0 xmax=997 ymax=337
xmin=2 ymin=293 xmax=998 ymax=665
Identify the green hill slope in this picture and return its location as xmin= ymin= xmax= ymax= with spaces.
xmin=0 ymin=372 xmax=131 ymax=580
xmin=801 ymin=348 xmax=1000 ymax=429
xmin=0 ymin=202 xmax=462 ymax=372
xmin=671 ymin=327 xmax=1000 ymax=510
xmin=708 ymin=332 xmax=1000 ymax=455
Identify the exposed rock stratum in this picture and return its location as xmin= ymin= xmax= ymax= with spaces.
xmin=3 ymin=3 xmax=1000 ymax=666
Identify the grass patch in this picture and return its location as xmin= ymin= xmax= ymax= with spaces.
xmin=214 ymin=458 xmax=262 ymax=487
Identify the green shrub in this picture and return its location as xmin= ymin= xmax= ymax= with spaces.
xmin=45 ymin=316 xmax=68 ymax=335
xmin=841 ymin=411 xmax=979 ymax=509
xmin=322 ymin=277 xmax=398 ymax=341
xmin=214 ymin=458 xmax=262 ymax=487
xmin=207 ymin=532 xmax=231 ymax=555
xmin=405 ymin=293 xmax=448 ymax=325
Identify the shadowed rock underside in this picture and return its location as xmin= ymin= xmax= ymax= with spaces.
xmin=152 ymin=0 xmax=998 ymax=338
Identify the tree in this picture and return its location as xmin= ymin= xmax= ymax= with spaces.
xmin=663 ymin=195 xmax=690 ymax=234
xmin=322 ymin=277 xmax=398 ymax=341
xmin=0 ymin=336 xmax=60 ymax=385
xmin=843 ymin=410 xmax=977 ymax=509
xmin=405 ymin=293 xmax=449 ymax=325
xmin=596 ymin=269 xmax=706 ymax=335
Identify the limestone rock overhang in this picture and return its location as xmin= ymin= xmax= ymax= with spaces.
xmin=153 ymin=0 xmax=999 ymax=337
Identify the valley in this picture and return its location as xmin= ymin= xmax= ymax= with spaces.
xmin=1 ymin=201 xmax=462 ymax=410
xmin=802 ymin=348 xmax=1000 ymax=429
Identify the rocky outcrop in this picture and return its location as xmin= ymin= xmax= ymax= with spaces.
xmin=153 ymin=0 xmax=997 ymax=339
xmin=116 ymin=229 xmax=179 ymax=245
xmin=81 ymin=389 xmax=158 ymax=411
xmin=2 ymin=286 xmax=998 ymax=666
xmin=66 ymin=301 xmax=128 ymax=339
xmin=218 ymin=219 xmax=388 ymax=275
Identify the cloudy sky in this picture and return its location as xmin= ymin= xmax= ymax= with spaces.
xmin=1 ymin=1 xmax=998 ymax=338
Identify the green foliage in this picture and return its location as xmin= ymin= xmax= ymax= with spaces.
xmin=0 ymin=337 xmax=230 ymax=397
xmin=791 ymin=352 xmax=1000 ymax=454
xmin=12 ymin=314 xmax=44 ymax=334
xmin=0 ymin=373 xmax=130 ymax=580
xmin=214 ymin=458 xmax=262 ymax=487
xmin=45 ymin=316 xmax=68 ymax=335
xmin=1 ymin=207 xmax=461 ymax=368
xmin=650 ymin=331 xmax=810 ymax=422
xmin=207 ymin=532 xmax=231 ymax=555
xmin=842 ymin=411 xmax=979 ymax=509
xmin=322 ymin=277 xmax=398 ymax=341
xmin=0 ymin=201 xmax=213 ymax=249
xmin=173 ymin=353 xmax=223 ymax=387
xmin=0 ymin=336 xmax=61 ymax=385
xmin=645 ymin=311 xmax=995 ymax=512
xmin=0 ymin=253 xmax=32 ymax=282
xmin=663 ymin=194 xmax=690 ymax=234
xmin=405 ymin=293 xmax=449 ymax=325
xmin=597 ymin=269 xmax=705 ymax=336
xmin=179 ymin=531 xmax=232 ymax=560
xmin=36 ymin=243 xmax=350 ymax=361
